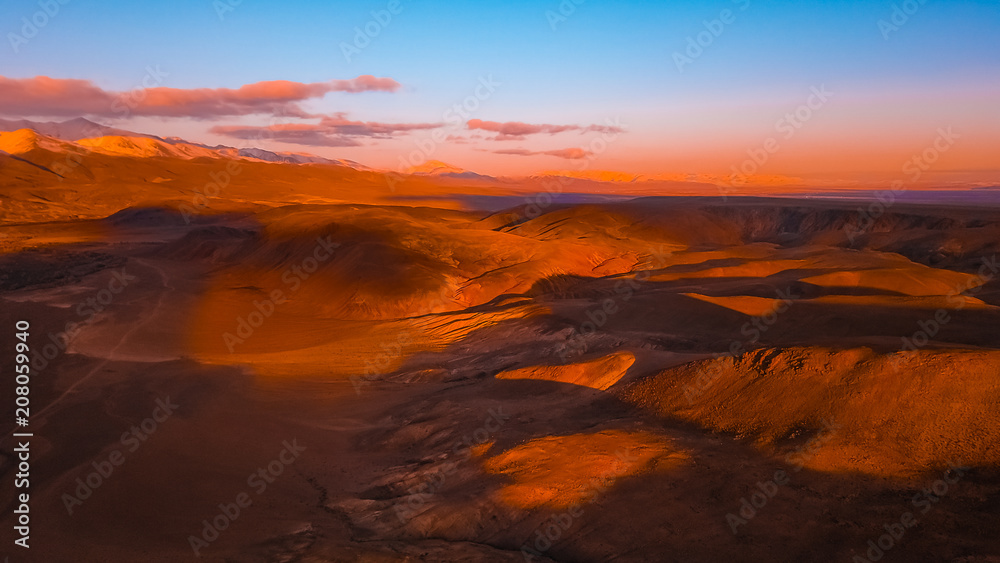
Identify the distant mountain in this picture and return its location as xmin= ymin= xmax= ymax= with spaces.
xmin=0 ymin=128 xmax=80 ymax=155
xmin=0 ymin=118 xmax=475 ymax=176
xmin=533 ymin=170 xmax=808 ymax=190
xmin=404 ymin=160 xmax=497 ymax=181
xmin=234 ymin=147 xmax=373 ymax=170
xmin=536 ymin=170 xmax=642 ymax=183
xmin=406 ymin=160 xmax=466 ymax=175
xmin=236 ymin=147 xmax=320 ymax=165
xmin=77 ymin=135 xmax=224 ymax=159
xmin=0 ymin=128 xmax=228 ymax=161
xmin=440 ymin=171 xmax=497 ymax=181
xmin=0 ymin=118 xmax=375 ymax=170
xmin=0 ymin=117 xmax=152 ymax=141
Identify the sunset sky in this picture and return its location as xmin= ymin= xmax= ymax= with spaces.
xmin=2 ymin=0 xmax=999 ymax=182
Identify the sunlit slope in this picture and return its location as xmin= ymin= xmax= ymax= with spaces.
xmin=0 ymin=136 xmax=520 ymax=223
xmin=619 ymin=347 xmax=1000 ymax=477
xmin=77 ymin=135 xmax=221 ymax=159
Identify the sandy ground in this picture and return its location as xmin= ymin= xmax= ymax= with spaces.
xmin=2 ymin=198 xmax=1000 ymax=562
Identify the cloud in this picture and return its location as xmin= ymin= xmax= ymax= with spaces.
xmin=209 ymin=124 xmax=363 ymax=147
xmin=209 ymin=114 xmax=440 ymax=147
xmin=0 ymin=75 xmax=400 ymax=119
xmin=467 ymin=119 xmax=623 ymax=140
xmin=494 ymin=147 xmax=591 ymax=160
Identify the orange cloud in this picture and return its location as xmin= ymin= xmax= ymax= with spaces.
xmin=494 ymin=147 xmax=591 ymax=160
xmin=209 ymin=114 xmax=440 ymax=147
xmin=0 ymin=75 xmax=400 ymax=119
xmin=468 ymin=119 xmax=623 ymax=140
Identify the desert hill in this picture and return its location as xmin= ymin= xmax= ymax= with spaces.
xmin=2 ymin=123 xmax=1000 ymax=562
xmin=76 ymin=135 xmax=223 ymax=159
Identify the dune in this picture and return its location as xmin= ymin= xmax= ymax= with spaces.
xmin=648 ymin=259 xmax=808 ymax=282
xmin=683 ymin=293 xmax=790 ymax=316
xmin=800 ymin=267 xmax=980 ymax=297
xmin=482 ymin=430 xmax=686 ymax=509
xmin=494 ymin=351 xmax=635 ymax=390
xmin=191 ymin=303 xmax=549 ymax=377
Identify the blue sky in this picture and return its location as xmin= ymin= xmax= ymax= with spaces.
xmin=3 ymin=0 xmax=999 ymax=177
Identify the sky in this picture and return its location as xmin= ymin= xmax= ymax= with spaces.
xmin=2 ymin=0 xmax=999 ymax=183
